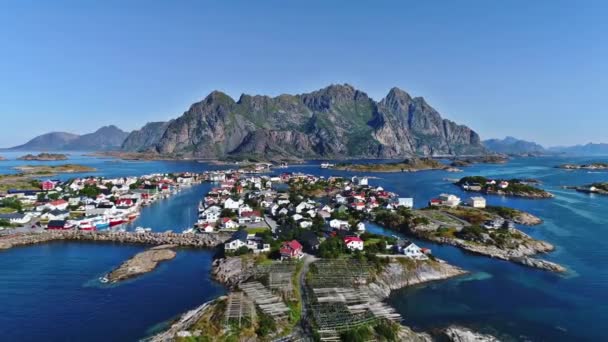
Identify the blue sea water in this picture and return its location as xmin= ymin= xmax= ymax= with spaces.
xmin=0 ymin=151 xmax=607 ymax=341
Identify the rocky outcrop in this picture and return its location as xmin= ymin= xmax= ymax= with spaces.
xmin=483 ymin=136 xmax=545 ymax=155
xmin=211 ymin=256 xmax=256 ymax=289
xmin=364 ymin=259 xmax=467 ymax=299
xmin=106 ymin=244 xmax=176 ymax=283
xmin=442 ymin=326 xmax=501 ymax=342
xmin=0 ymin=231 xmax=231 ymax=250
xmin=123 ymin=84 xmax=486 ymax=159
xmin=511 ymin=211 xmax=543 ymax=225
xmin=149 ymin=297 xmax=224 ymax=342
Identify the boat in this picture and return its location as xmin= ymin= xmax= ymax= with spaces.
xmin=93 ymin=217 xmax=110 ymax=229
xmin=182 ymin=228 xmax=195 ymax=234
xmin=78 ymin=220 xmax=96 ymax=231
xmin=320 ymin=162 xmax=334 ymax=169
xmin=99 ymin=276 xmax=109 ymax=284
xmin=109 ymin=217 xmax=124 ymax=227
xmin=127 ymin=212 xmax=140 ymax=221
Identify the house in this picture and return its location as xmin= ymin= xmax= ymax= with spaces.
xmin=238 ymin=204 xmax=253 ymax=216
xmin=292 ymin=213 xmax=304 ymax=221
xmin=343 ymin=236 xmax=364 ymax=251
xmin=300 ymin=220 xmax=313 ymax=228
xmin=317 ymin=210 xmax=331 ymax=220
xmin=0 ymin=213 xmax=31 ymax=225
xmin=329 ymin=219 xmax=349 ymax=230
xmin=401 ymin=241 xmax=427 ymax=259
xmin=47 ymin=199 xmax=69 ymax=211
xmin=280 ymin=240 xmax=303 ymax=260
xmin=277 ymin=208 xmax=289 ymax=216
xmin=41 ymin=180 xmax=56 ymax=191
xmin=224 ymin=198 xmax=242 ymax=210
xmin=356 ymin=222 xmax=366 ymax=232
xmin=462 ymin=182 xmax=482 ymax=191
xmin=41 ymin=209 xmax=69 ymax=221
xmin=352 ymin=201 xmax=366 ymax=211
xmin=335 ymin=194 xmax=347 ymax=204
xmin=295 ymin=202 xmax=313 ymax=214
xmin=499 ymin=181 xmax=510 ymax=189
xmin=46 ymin=220 xmax=69 ymax=230
xmin=467 ymin=196 xmax=486 ymax=208
xmin=397 ymin=197 xmax=414 ymax=208
xmin=438 ymin=194 xmax=461 ymax=207
xmin=224 ymin=230 xmax=248 ymax=252
xmin=221 ymin=217 xmax=239 ymax=230
xmin=201 ymin=206 xmax=222 ymax=223
xmin=484 ymin=218 xmax=505 ymax=229
xmin=116 ymin=198 xmax=134 ymax=207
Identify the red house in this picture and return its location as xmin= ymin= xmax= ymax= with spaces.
xmin=116 ymin=198 xmax=134 ymax=207
xmin=41 ymin=180 xmax=56 ymax=191
xmin=280 ymin=240 xmax=303 ymax=260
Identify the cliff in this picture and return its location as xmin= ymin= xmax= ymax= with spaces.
xmin=123 ymin=84 xmax=486 ymax=159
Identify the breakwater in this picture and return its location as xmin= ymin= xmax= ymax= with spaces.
xmin=0 ymin=231 xmax=232 ymax=250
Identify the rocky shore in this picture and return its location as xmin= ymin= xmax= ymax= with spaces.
xmin=106 ymin=244 xmax=176 ymax=283
xmin=0 ymin=231 xmax=231 ymax=250
xmin=364 ymin=259 xmax=467 ymax=299
xmin=442 ymin=326 xmax=501 ymax=342
xmin=331 ymin=158 xmax=449 ymax=173
xmin=557 ymin=163 xmax=608 ymax=170
xmin=425 ymin=234 xmax=566 ymax=273
xmin=17 ymin=153 xmax=69 ymax=161
xmin=211 ymin=256 xmax=256 ymax=289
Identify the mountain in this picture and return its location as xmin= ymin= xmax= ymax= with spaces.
xmin=483 ymin=136 xmax=545 ymax=155
xmin=8 ymin=132 xmax=81 ymax=151
xmin=121 ymin=121 xmax=173 ymax=152
xmin=124 ymin=84 xmax=486 ymax=159
xmin=8 ymin=125 xmax=129 ymax=151
xmin=548 ymin=143 xmax=608 ymax=156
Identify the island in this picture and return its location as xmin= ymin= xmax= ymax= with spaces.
xmin=17 ymin=153 xmax=68 ymax=161
xmin=104 ymin=245 xmax=176 ymax=283
xmin=331 ymin=157 xmax=450 ymax=172
xmin=557 ymin=162 xmax=608 ymax=170
xmin=564 ymin=182 xmax=608 ymax=195
xmin=455 ymin=176 xmax=554 ymax=198
xmin=13 ymin=164 xmax=96 ymax=175
xmin=449 ymin=155 xmax=509 ymax=167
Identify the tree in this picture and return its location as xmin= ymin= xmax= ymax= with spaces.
xmin=0 ymin=197 xmax=22 ymax=212
xmin=79 ymin=185 xmax=101 ymax=198
xmin=318 ymin=237 xmax=346 ymax=258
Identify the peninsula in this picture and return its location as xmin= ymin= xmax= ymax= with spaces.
xmin=456 ymin=176 xmax=554 ymax=198
xmin=17 ymin=153 xmax=68 ymax=161
xmin=564 ymin=182 xmax=608 ymax=195
xmin=331 ymin=158 xmax=449 ymax=172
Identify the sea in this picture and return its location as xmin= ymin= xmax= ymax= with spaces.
xmin=0 ymin=151 xmax=606 ymax=341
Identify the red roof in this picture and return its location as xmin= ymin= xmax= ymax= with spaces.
xmin=344 ymin=236 xmax=363 ymax=244
xmin=222 ymin=217 xmax=232 ymax=223
xmin=241 ymin=210 xmax=261 ymax=218
xmin=283 ymin=240 xmax=303 ymax=250
xmin=50 ymin=199 xmax=67 ymax=206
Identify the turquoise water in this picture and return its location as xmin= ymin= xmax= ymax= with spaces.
xmin=0 ymin=152 xmax=607 ymax=340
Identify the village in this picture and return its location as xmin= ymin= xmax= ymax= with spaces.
xmin=0 ymin=172 xmax=200 ymax=233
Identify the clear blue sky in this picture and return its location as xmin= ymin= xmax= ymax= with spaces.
xmin=1 ymin=0 xmax=606 ymax=147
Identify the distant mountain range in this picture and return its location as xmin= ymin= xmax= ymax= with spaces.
xmin=483 ymin=137 xmax=608 ymax=156
xmin=121 ymin=84 xmax=486 ymax=159
xmin=483 ymin=137 xmax=546 ymax=155
xmin=7 ymin=125 xmax=129 ymax=151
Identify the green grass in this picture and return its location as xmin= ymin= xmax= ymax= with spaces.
xmin=246 ymin=227 xmax=270 ymax=234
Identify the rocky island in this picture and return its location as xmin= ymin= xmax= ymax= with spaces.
xmin=455 ymin=176 xmax=554 ymax=198
xmin=331 ymin=157 xmax=449 ymax=172
xmin=449 ymin=155 xmax=509 ymax=167
xmin=105 ymin=245 xmax=176 ymax=283
xmin=17 ymin=153 xmax=69 ymax=161
xmin=557 ymin=162 xmax=608 ymax=170
xmin=564 ymin=182 xmax=608 ymax=195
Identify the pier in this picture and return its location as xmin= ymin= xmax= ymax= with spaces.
xmin=0 ymin=230 xmax=232 ymax=250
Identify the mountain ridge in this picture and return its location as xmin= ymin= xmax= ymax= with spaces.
xmin=7 ymin=125 xmax=129 ymax=151
xmin=123 ymin=84 xmax=487 ymax=159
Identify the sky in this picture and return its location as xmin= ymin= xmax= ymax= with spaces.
xmin=0 ymin=0 xmax=606 ymax=147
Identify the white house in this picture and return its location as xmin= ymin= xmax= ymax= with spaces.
xmin=238 ymin=204 xmax=253 ymax=216
xmin=300 ymin=220 xmax=313 ymax=228
xmin=397 ymin=198 xmax=414 ymax=209
xmin=344 ymin=236 xmax=364 ymax=251
xmin=401 ymin=242 xmax=426 ymax=259
xmin=335 ymin=194 xmax=347 ymax=204
xmin=438 ymin=194 xmax=461 ymax=207
xmin=329 ymin=219 xmax=349 ymax=230
xmin=221 ymin=218 xmax=239 ymax=230
xmin=292 ymin=213 xmax=304 ymax=221
xmin=295 ymin=202 xmax=313 ymax=214
xmin=356 ymin=222 xmax=366 ymax=232
xmin=0 ymin=213 xmax=31 ymax=225
xmin=467 ymin=196 xmax=486 ymax=209
xmin=224 ymin=198 xmax=242 ymax=210
xmin=201 ymin=206 xmax=222 ymax=223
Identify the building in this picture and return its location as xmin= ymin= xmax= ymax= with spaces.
xmin=467 ymin=196 xmax=486 ymax=208
xmin=221 ymin=217 xmax=239 ymax=230
xmin=397 ymin=197 xmax=414 ymax=208
xmin=401 ymin=241 xmax=426 ymax=259
xmin=343 ymin=236 xmax=364 ymax=251
xmin=356 ymin=222 xmax=366 ymax=231
xmin=46 ymin=220 xmax=69 ymax=230
xmin=41 ymin=180 xmax=57 ymax=191
xmin=280 ymin=240 xmax=303 ymax=260
xmin=224 ymin=230 xmax=248 ymax=251
xmin=438 ymin=194 xmax=461 ymax=207
xmin=329 ymin=219 xmax=349 ymax=230
xmin=47 ymin=199 xmax=69 ymax=211
xmin=0 ymin=213 xmax=31 ymax=225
